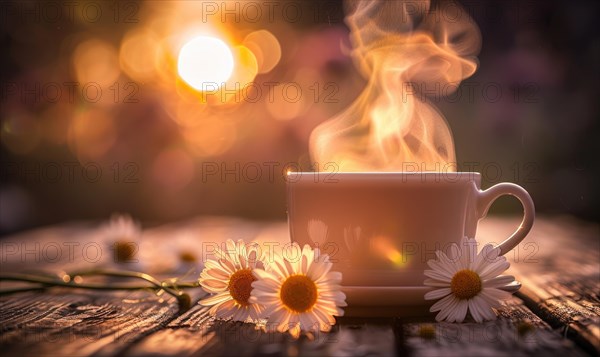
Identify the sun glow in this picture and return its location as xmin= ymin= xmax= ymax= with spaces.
xmin=177 ymin=36 xmax=234 ymax=91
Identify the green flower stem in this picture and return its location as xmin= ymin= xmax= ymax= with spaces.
xmin=69 ymin=269 xmax=196 ymax=311
xmin=0 ymin=270 xmax=202 ymax=313
xmin=0 ymin=273 xmax=152 ymax=291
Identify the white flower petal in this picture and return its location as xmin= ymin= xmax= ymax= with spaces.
xmin=238 ymin=253 xmax=247 ymax=269
xmin=424 ymin=288 xmax=452 ymax=301
xmin=220 ymin=258 xmax=237 ymax=274
xmin=481 ymin=287 xmax=512 ymax=302
xmin=435 ymin=296 xmax=459 ymax=322
xmin=272 ymin=260 xmax=290 ymax=279
xmin=444 ymin=242 xmax=461 ymax=263
xmin=483 ymin=275 xmax=515 ymax=288
xmin=430 ymin=293 xmax=455 ymax=312
xmin=313 ymin=306 xmax=336 ymax=326
xmin=251 ymin=279 xmax=278 ymax=291
xmin=260 ymin=302 xmax=284 ymax=319
xmin=299 ymin=313 xmax=315 ymax=332
xmin=197 ymin=239 xmax=268 ymax=320
xmin=427 ymin=259 xmax=456 ymax=277
xmin=479 ymin=259 xmax=510 ymax=280
xmin=316 ymin=271 xmax=341 ymax=285
xmin=250 ymin=304 xmax=263 ymax=320
xmin=452 ymin=300 xmax=469 ymax=323
xmin=318 ymin=290 xmax=345 ymax=303
xmin=250 ymin=243 xmax=346 ymax=336
xmin=301 ymin=245 xmax=314 ymax=273
xmin=472 ymin=244 xmax=495 ymax=272
xmin=201 ymin=279 xmax=228 ymax=290
xmin=285 ymin=257 xmax=298 ymax=276
xmin=200 ymin=292 xmax=231 ymax=306
xmin=214 ymin=299 xmax=236 ymax=318
xmin=268 ymin=307 xmax=287 ymax=325
xmin=460 ymin=237 xmax=477 ymax=270
xmin=424 ymin=269 xmax=452 ymax=281
xmin=252 ymin=268 xmax=276 ymax=282
xmin=307 ymin=260 xmax=330 ymax=281
xmin=478 ymin=244 xmax=500 ymax=263
xmin=472 ymin=295 xmax=496 ymax=321
xmin=424 ymin=279 xmax=451 ymax=287
xmin=231 ymin=306 xmax=246 ymax=322
xmin=289 ymin=323 xmax=301 ymax=338
xmin=423 ymin=236 xmax=517 ymax=324
xmin=204 ymin=268 xmax=230 ymax=280
xmin=468 ymin=299 xmax=483 ymax=322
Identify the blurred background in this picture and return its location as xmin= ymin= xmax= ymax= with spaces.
xmin=1 ymin=0 xmax=599 ymax=235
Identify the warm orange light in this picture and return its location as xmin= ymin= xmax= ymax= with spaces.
xmin=372 ymin=236 xmax=408 ymax=268
xmin=177 ymin=36 xmax=234 ymax=91
xmin=72 ymin=39 xmax=120 ymax=88
xmin=310 ymin=1 xmax=481 ymax=172
xmin=120 ymin=28 xmax=160 ymax=82
xmin=242 ymin=30 xmax=281 ymax=74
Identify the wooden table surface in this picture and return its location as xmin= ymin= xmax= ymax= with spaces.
xmin=1 ymin=216 xmax=598 ymax=357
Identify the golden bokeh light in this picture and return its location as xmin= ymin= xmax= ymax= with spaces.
xmin=177 ymin=43 xmax=259 ymax=106
xmin=183 ymin=118 xmax=237 ymax=157
xmin=265 ymin=82 xmax=310 ymax=121
xmin=120 ymin=28 xmax=160 ymax=82
xmin=177 ymin=36 xmax=234 ymax=91
xmin=72 ymin=39 xmax=120 ymax=88
xmin=372 ymin=236 xmax=408 ymax=268
xmin=242 ymin=30 xmax=281 ymax=74
xmin=173 ymin=98 xmax=209 ymax=127
xmin=68 ymin=109 xmax=117 ymax=162
xmin=221 ymin=45 xmax=258 ymax=103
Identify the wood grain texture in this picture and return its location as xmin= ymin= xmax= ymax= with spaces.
xmin=0 ymin=216 xmax=598 ymax=356
xmin=127 ymin=306 xmax=397 ymax=357
xmin=0 ymin=290 xmax=182 ymax=357
xmin=478 ymin=216 xmax=600 ymax=356
xmin=403 ymin=297 xmax=587 ymax=357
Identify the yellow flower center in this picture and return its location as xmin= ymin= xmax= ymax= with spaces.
xmin=451 ymin=269 xmax=482 ymax=300
xmin=279 ymin=275 xmax=318 ymax=313
xmin=179 ymin=251 xmax=197 ymax=263
xmin=114 ymin=241 xmax=136 ymax=262
xmin=419 ymin=324 xmax=436 ymax=340
xmin=228 ymin=269 xmax=255 ymax=305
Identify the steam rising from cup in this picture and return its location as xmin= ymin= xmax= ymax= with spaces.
xmin=310 ymin=0 xmax=481 ymax=172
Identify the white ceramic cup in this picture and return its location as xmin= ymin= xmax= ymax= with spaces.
xmin=286 ymin=172 xmax=534 ymax=286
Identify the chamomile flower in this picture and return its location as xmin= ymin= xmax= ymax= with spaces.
xmin=199 ymin=239 xmax=265 ymax=322
xmin=101 ymin=213 xmax=142 ymax=263
xmin=250 ymin=243 xmax=347 ymax=338
xmin=424 ymin=236 xmax=516 ymax=323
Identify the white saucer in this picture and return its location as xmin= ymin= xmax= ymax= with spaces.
xmin=341 ymin=281 xmax=521 ymax=306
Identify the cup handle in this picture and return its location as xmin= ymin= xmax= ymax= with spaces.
xmin=477 ymin=183 xmax=535 ymax=256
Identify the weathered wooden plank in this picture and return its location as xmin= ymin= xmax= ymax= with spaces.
xmin=123 ymin=217 xmax=595 ymax=357
xmin=0 ymin=220 xmax=211 ymax=357
xmin=0 ymin=217 xmax=285 ymax=357
xmin=125 ymin=221 xmax=396 ymax=357
xmin=126 ymin=294 xmax=585 ymax=357
xmin=1 ymin=216 xmax=598 ymax=357
xmin=477 ymin=216 xmax=600 ymax=355
xmin=402 ymin=297 xmax=587 ymax=357
xmin=0 ymin=288 xmax=205 ymax=357
xmin=127 ymin=305 xmax=396 ymax=357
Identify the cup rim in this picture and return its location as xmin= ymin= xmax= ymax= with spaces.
xmin=287 ymin=171 xmax=481 ymax=182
